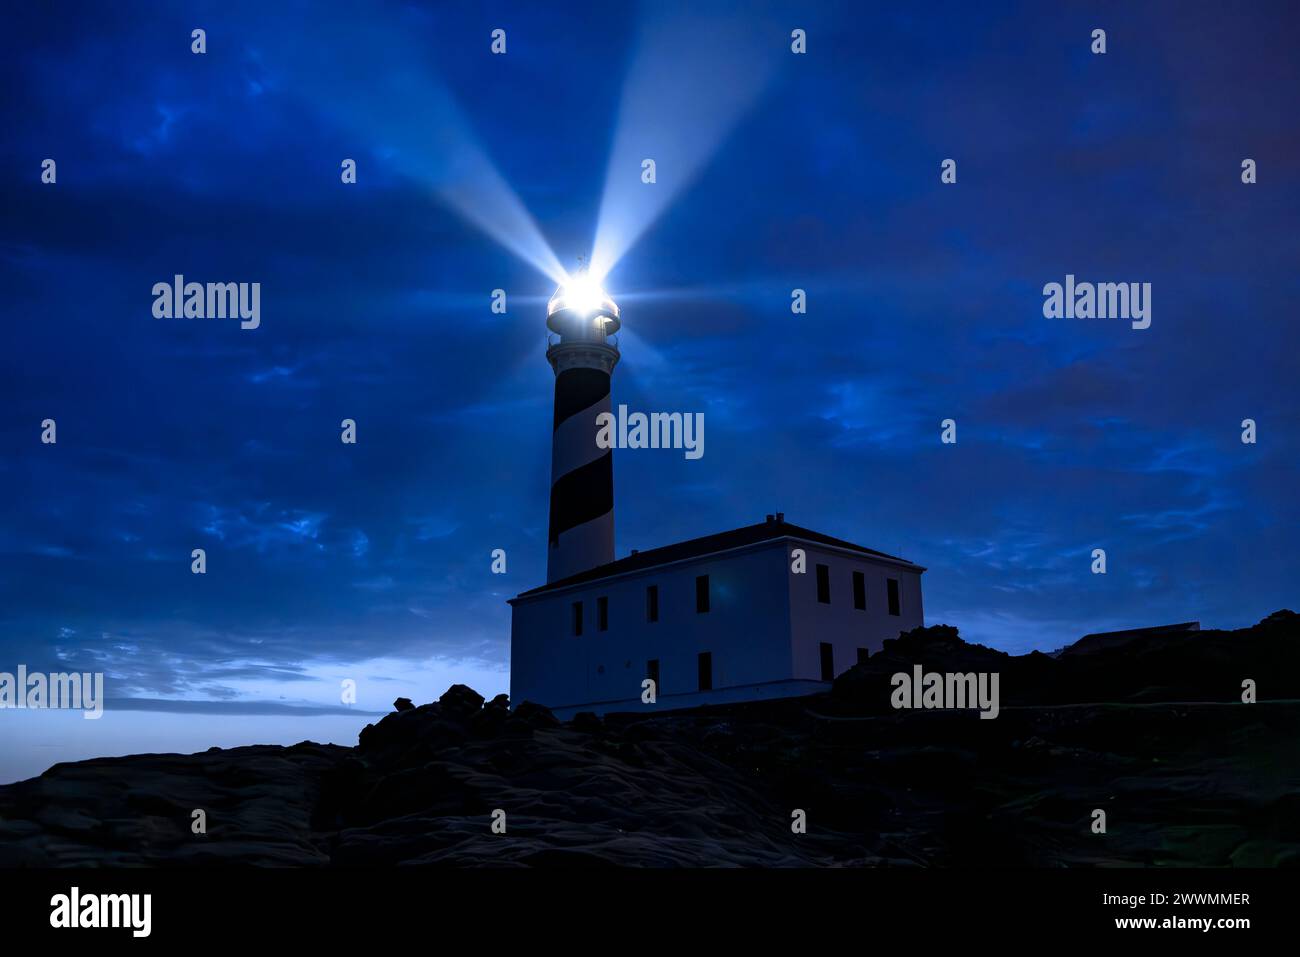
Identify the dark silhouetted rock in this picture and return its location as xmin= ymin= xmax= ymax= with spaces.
xmin=510 ymin=700 xmax=559 ymax=729
xmin=438 ymin=684 xmax=485 ymax=716
xmin=394 ymin=697 xmax=414 ymax=712
xmin=2 ymin=610 xmax=1297 ymax=867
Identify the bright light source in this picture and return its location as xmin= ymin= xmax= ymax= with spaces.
xmin=548 ymin=272 xmax=619 ymax=323
xmin=565 ymin=274 xmax=605 ymax=316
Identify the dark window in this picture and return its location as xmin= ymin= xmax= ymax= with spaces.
xmin=815 ymin=564 xmax=831 ymax=604
xmin=853 ymin=571 xmax=866 ymax=610
xmin=695 ymin=575 xmax=710 ymax=614
xmin=697 ymin=652 xmax=713 ymax=690
xmin=571 ymin=601 xmax=583 ymax=636
xmin=887 ymin=578 xmax=900 ymax=616
xmin=646 ymin=585 xmax=659 ymax=623
xmin=857 ymin=647 xmax=870 ymax=665
xmin=646 ymin=659 xmax=660 ymax=691
xmin=597 ymin=596 xmax=608 ymax=632
xmin=819 ymin=642 xmax=834 ymax=681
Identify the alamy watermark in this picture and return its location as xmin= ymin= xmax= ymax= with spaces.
xmin=596 ymin=404 xmax=704 ymax=460
xmin=891 ymin=665 xmax=1000 ymax=719
xmin=0 ymin=666 xmax=104 ymax=719
xmin=1042 ymin=274 xmax=1150 ymax=330
xmin=50 ymin=887 xmax=151 ymax=937
xmin=152 ymin=275 xmax=260 ymax=329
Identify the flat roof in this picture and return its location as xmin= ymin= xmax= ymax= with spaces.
xmin=513 ymin=517 xmax=920 ymax=600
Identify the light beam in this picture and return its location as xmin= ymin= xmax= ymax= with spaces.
xmin=588 ymin=6 xmax=781 ymax=282
xmin=261 ymin=11 xmax=567 ymax=284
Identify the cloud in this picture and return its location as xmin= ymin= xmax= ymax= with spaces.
xmin=106 ymin=697 xmax=385 ymax=717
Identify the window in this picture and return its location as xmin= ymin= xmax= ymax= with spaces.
xmin=816 ymin=564 xmax=830 ymax=604
xmin=646 ymin=584 xmax=659 ymax=623
xmin=853 ymin=571 xmax=866 ymax=610
xmin=597 ymin=596 xmax=608 ymax=632
xmin=887 ymin=578 xmax=900 ymax=616
xmin=571 ymin=601 xmax=583 ymax=636
xmin=646 ymin=659 xmax=660 ymax=692
xmin=695 ymin=575 xmax=710 ymax=614
xmin=697 ymin=652 xmax=713 ymax=690
xmin=819 ymin=642 xmax=834 ymax=681
xmin=857 ymin=647 xmax=870 ymax=665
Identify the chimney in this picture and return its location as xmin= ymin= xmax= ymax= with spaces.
xmin=776 ymin=512 xmax=785 ymax=523
xmin=765 ymin=514 xmax=774 ymax=523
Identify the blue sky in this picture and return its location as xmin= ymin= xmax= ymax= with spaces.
xmin=1 ymin=0 xmax=1297 ymax=781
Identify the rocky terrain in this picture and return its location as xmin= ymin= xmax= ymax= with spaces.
xmin=1 ymin=611 xmax=1297 ymax=867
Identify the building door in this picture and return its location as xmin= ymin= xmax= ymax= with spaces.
xmin=819 ymin=642 xmax=834 ymax=681
xmin=697 ymin=652 xmax=712 ymax=691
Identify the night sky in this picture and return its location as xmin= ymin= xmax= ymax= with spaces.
xmin=1 ymin=0 xmax=1296 ymax=782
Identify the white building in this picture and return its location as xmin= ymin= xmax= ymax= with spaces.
xmin=510 ymin=513 xmax=925 ymax=718
xmin=509 ymin=277 xmax=925 ymax=717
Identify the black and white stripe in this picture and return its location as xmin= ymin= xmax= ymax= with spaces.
xmin=547 ymin=360 xmax=617 ymax=582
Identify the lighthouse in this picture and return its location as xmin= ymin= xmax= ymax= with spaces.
xmin=510 ymin=273 xmax=927 ymax=717
xmin=544 ymin=271 xmax=621 ymax=582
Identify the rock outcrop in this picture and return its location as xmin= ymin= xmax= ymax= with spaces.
xmin=1 ymin=612 xmax=1296 ymax=867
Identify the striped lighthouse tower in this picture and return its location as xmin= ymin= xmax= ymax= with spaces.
xmin=544 ymin=272 xmax=621 ymax=582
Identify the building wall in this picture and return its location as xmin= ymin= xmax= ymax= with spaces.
xmin=786 ymin=542 xmax=925 ymax=680
xmin=510 ymin=543 xmax=794 ymax=710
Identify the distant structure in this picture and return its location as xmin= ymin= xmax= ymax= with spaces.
xmin=510 ymin=279 xmax=926 ymax=717
xmin=1059 ymin=621 xmax=1201 ymax=657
